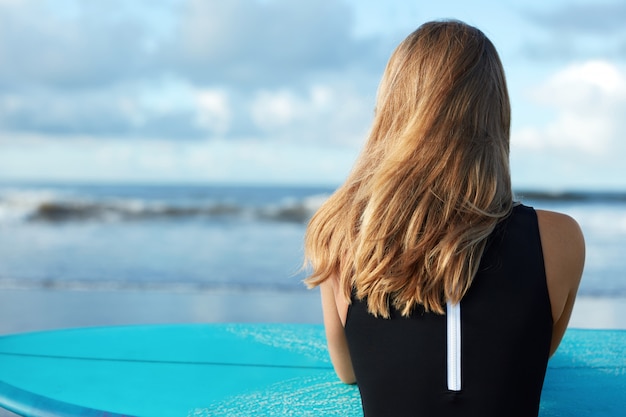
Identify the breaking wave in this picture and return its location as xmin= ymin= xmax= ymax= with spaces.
xmin=2 ymin=185 xmax=625 ymax=225
xmin=0 ymin=189 xmax=329 ymax=224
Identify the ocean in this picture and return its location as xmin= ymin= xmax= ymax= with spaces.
xmin=0 ymin=183 xmax=625 ymax=321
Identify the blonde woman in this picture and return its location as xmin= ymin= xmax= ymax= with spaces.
xmin=304 ymin=20 xmax=584 ymax=417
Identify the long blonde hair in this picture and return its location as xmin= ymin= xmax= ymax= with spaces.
xmin=304 ymin=20 xmax=512 ymax=317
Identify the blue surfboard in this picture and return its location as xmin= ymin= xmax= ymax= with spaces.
xmin=0 ymin=324 xmax=624 ymax=416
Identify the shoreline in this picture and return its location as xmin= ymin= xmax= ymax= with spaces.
xmin=0 ymin=288 xmax=624 ymax=335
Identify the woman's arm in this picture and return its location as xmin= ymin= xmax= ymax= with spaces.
xmin=536 ymin=210 xmax=585 ymax=357
xmin=320 ymin=279 xmax=356 ymax=384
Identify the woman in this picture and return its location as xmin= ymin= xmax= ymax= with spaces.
xmin=304 ymin=20 xmax=584 ymax=417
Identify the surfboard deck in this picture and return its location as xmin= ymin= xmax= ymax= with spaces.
xmin=0 ymin=324 xmax=624 ymax=416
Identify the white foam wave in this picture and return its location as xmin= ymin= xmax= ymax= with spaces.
xmin=0 ymin=188 xmax=330 ymax=224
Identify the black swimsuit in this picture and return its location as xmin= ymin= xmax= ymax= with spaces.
xmin=344 ymin=204 xmax=552 ymax=417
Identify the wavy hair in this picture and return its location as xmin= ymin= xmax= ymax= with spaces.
xmin=304 ymin=20 xmax=513 ymax=317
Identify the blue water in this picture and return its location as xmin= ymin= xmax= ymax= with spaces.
xmin=0 ymin=183 xmax=624 ymax=297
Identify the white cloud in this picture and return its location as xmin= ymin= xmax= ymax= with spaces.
xmin=167 ymin=0 xmax=380 ymax=86
xmin=0 ymin=0 xmax=385 ymax=143
xmin=117 ymin=97 xmax=147 ymax=128
xmin=194 ymin=89 xmax=231 ymax=135
xmin=249 ymin=84 xmax=373 ymax=145
xmin=251 ymin=90 xmax=301 ymax=130
xmin=250 ymin=86 xmax=336 ymax=131
xmin=6 ymin=1 xmax=621 ymax=188
xmin=0 ymin=0 xmax=154 ymax=88
xmin=534 ymin=60 xmax=625 ymax=107
xmin=512 ymin=60 xmax=626 ymax=154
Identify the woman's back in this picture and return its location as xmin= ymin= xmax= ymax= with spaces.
xmin=305 ymin=20 xmax=585 ymax=417
xmin=344 ymin=205 xmax=552 ymax=417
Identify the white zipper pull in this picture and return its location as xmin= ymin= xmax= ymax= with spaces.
xmin=447 ymin=301 xmax=462 ymax=391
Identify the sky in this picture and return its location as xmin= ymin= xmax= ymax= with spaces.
xmin=0 ymin=0 xmax=625 ymax=190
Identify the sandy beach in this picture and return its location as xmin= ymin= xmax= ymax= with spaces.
xmin=0 ymin=288 xmax=625 ymax=335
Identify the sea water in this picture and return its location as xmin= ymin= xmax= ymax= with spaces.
xmin=0 ymin=183 xmax=624 ymax=299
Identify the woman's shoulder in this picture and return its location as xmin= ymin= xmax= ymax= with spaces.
xmin=534 ymin=208 xmax=585 ymax=348
xmin=535 ymin=209 xmax=585 ymax=281
xmin=535 ymin=209 xmax=585 ymax=256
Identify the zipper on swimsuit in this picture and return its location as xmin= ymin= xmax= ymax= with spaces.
xmin=446 ymin=301 xmax=461 ymax=391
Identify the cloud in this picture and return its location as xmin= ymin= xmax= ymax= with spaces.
xmin=249 ymin=84 xmax=373 ymax=145
xmin=525 ymin=2 xmax=626 ymax=35
xmin=509 ymin=61 xmax=626 ymax=190
xmin=0 ymin=0 xmax=157 ymax=90
xmin=512 ymin=60 xmax=626 ymax=154
xmin=0 ymin=81 xmax=206 ymax=138
xmin=161 ymin=0 xmax=385 ymax=87
xmin=521 ymin=2 xmax=626 ymax=60
xmin=0 ymin=0 xmax=385 ymax=90
xmin=194 ymin=89 xmax=232 ymax=135
xmin=0 ymin=0 xmax=384 ymax=143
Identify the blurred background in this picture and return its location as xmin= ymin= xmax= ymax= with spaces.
xmin=0 ymin=0 xmax=625 ymax=334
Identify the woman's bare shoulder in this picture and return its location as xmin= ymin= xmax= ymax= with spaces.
xmin=535 ymin=209 xmax=585 ymax=287
xmin=535 ymin=209 xmax=585 ymax=260
xmin=535 ymin=209 xmax=585 ymax=351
